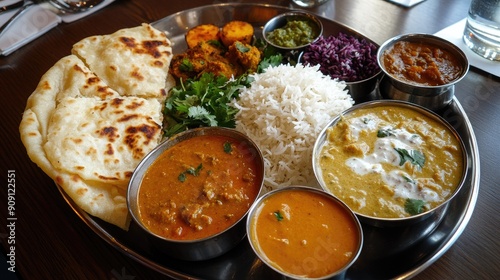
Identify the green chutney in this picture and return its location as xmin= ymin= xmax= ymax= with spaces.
xmin=266 ymin=20 xmax=319 ymax=48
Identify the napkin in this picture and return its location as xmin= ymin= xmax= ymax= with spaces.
xmin=434 ymin=18 xmax=500 ymax=78
xmin=386 ymin=0 xmax=426 ymax=8
xmin=0 ymin=0 xmax=115 ymax=56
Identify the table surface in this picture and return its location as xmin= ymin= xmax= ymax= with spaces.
xmin=1 ymin=0 xmax=499 ymax=279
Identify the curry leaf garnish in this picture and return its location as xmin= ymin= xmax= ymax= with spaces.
xmin=178 ymin=173 xmax=187 ymax=183
xmin=402 ymin=175 xmax=415 ymax=183
xmin=394 ymin=148 xmax=425 ymax=169
xmin=223 ymin=142 xmax=232 ymax=154
xmin=405 ymin=198 xmax=426 ymax=215
xmin=362 ymin=117 xmax=371 ymax=124
xmin=178 ymin=164 xmax=203 ymax=182
xmin=235 ymin=42 xmax=250 ymax=53
xmin=273 ymin=210 xmax=284 ymax=221
xmin=179 ymin=58 xmax=194 ymax=72
xmin=207 ymin=39 xmax=224 ymax=49
xmin=377 ymin=128 xmax=395 ymax=138
xmin=186 ymin=163 xmax=203 ymax=176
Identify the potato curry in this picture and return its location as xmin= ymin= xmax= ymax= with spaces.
xmin=170 ymin=21 xmax=262 ymax=80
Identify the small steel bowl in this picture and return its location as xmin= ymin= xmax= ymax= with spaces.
xmin=344 ymin=71 xmax=382 ymax=102
xmin=262 ymin=11 xmax=323 ymax=51
xmin=127 ymin=127 xmax=265 ymax=261
xmin=246 ymin=186 xmax=363 ymax=279
xmin=297 ymin=36 xmax=382 ymax=102
xmin=312 ymin=100 xmax=468 ymax=228
xmin=377 ymin=33 xmax=469 ymax=111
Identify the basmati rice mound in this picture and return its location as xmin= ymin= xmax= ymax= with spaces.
xmin=231 ymin=63 xmax=354 ymax=190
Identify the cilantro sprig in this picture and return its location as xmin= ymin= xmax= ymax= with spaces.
xmin=178 ymin=163 xmax=203 ymax=182
xmin=164 ymin=73 xmax=246 ymax=137
xmin=377 ymin=127 xmax=395 ymax=138
xmin=394 ymin=148 xmax=425 ymax=169
xmin=163 ymin=49 xmax=283 ymax=138
xmin=273 ymin=210 xmax=284 ymax=221
xmin=223 ymin=142 xmax=233 ymax=154
xmin=405 ymin=198 xmax=426 ymax=215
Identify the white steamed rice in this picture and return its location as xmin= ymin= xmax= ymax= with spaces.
xmin=231 ymin=63 xmax=354 ymax=190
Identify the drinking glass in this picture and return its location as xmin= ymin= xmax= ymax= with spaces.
xmin=463 ymin=0 xmax=500 ymax=61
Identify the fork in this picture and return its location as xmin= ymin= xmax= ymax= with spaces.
xmin=0 ymin=0 xmax=37 ymax=38
xmin=0 ymin=1 xmax=25 ymax=16
xmin=0 ymin=0 xmax=105 ymax=38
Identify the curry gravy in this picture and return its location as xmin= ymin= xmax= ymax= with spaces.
xmin=249 ymin=189 xmax=360 ymax=278
xmin=138 ymin=134 xmax=261 ymax=240
xmin=318 ymin=105 xmax=464 ymax=218
xmin=382 ymin=41 xmax=463 ymax=86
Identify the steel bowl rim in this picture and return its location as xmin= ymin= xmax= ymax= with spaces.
xmin=262 ymin=10 xmax=323 ymax=51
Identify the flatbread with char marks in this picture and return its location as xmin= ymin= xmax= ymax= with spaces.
xmin=20 ymin=24 xmax=173 ymax=229
xmin=72 ymin=23 xmax=173 ymax=99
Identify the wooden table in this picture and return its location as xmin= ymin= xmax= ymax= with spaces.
xmin=1 ymin=0 xmax=498 ymax=279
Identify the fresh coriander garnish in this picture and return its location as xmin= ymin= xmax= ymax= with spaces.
xmin=377 ymin=127 xmax=395 ymax=138
xmin=179 ymin=58 xmax=194 ymax=72
xmin=178 ymin=163 xmax=203 ymax=182
xmin=394 ymin=148 xmax=425 ymax=169
xmin=235 ymin=42 xmax=250 ymax=53
xmin=187 ymin=163 xmax=203 ymax=176
xmin=402 ymin=175 xmax=415 ymax=183
xmin=223 ymin=141 xmax=232 ymax=154
xmin=405 ymin=198 xmax=426 ymax=215
xmin=164 ymin=48 xmax=283 ymax=138
xmin=164 ymin=73 xmax=245 ymax=137
xmin=256 ymin=53 xmax=283 ymax=73
xmin=207 ymin=39 xmax=224 ymax=49
xmin=273 ymin=210 xmax=284 ymax=221
xmin=178 ymin=173 xmax=187 ymax=182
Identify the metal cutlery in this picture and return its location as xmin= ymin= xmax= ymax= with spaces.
xmin=0 ymin=1 xmax=25 ymax=16
xmin=0 ymin=0 xmax=105 ymax=38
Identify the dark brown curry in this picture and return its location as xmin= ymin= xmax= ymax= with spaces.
xmin=382 ymin=41 xmax=462 ymax=86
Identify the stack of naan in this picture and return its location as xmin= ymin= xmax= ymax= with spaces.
xmin=19 ymin=23 xmax=174 ymax=230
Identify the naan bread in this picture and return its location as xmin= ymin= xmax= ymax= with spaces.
xmin=20 ymin=24 xmax=173 ymax=229
xmin=72 ymin=23 xmax=173 ymax=99
xmin=44 ymin=96 xmax=162 ymax=185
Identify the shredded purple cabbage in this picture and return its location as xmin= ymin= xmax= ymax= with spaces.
xmin=301 ymin=33 xmax=380 ymax=82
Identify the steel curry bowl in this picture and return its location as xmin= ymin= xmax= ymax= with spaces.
xmin=246 ymin=186 xmax=363 ymax=279
xmin=312 ymin=100 xmax=468 ymax=228
xmin=127 ymin=127 xmax=265 ymax=261
xmin=377 ymin=33 xmax=469 ymax=111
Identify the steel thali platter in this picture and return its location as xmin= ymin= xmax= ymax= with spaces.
xmin=56 ymin=3 xmax=480 ymax=279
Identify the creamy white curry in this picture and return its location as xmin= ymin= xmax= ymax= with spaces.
xmin=318 ymin=105 xmax=464 ymax=218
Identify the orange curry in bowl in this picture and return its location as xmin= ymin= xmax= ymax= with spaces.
xmin=138 ymin=134 xmax=262 ymax=241
xmin=248 ymin=188 xmax=362 ymax=278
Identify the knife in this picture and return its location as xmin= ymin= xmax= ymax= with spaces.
xmin=0 ymin=1 xmax=24 ymax=16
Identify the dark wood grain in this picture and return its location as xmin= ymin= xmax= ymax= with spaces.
xmin=1 ymin=0 xmax=499 ymax=279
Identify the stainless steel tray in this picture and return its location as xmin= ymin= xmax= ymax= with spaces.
xmin=57 ymin=3 xmax=480 ymax=279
